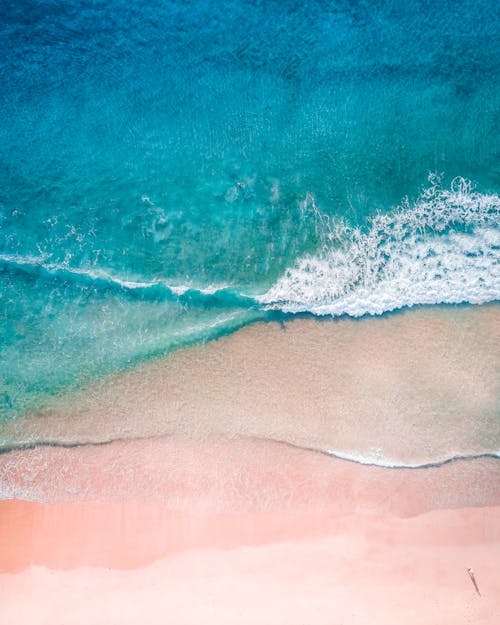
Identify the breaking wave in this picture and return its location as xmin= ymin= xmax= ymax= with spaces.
xmin=2 ymin=177 xmax=498 ymax=321
xmin=259 ymin=177 xmax=500 ymax=316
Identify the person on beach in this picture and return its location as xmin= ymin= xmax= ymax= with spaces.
xmin=466 ymin=568 xmax=481 ymax=596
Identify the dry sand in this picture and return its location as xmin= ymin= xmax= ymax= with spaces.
xmin=0 ymin=503 xmax=498 ymax=625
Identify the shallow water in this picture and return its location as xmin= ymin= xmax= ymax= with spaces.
xmin=1 ymin=0 xmax=499 ymax=417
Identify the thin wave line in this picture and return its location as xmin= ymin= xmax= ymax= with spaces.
xmin=0 ymin=253 xmax=257 ymax=308
xmin=0 ymin=433 xmax=498 ymax=470
xmin=258 ymin=437 xmax=500 ymax=469
xmin=322 ymin=447 xmax=500 ymax=469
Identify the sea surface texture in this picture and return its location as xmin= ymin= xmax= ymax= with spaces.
xmin=1 ymin=0 xmax=499 ymax=418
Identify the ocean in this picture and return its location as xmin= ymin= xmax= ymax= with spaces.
xmin=1 ymin=0 xmax=499 ymax=419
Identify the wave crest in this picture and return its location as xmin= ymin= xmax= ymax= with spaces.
xmin=0 ymin=253 xmax=255 ymax=309
xmin=259 ymin=177 xmax=500 ymax=316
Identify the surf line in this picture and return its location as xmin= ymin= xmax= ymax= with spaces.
xmin=0 ymin=434 xmax=498 ymax=471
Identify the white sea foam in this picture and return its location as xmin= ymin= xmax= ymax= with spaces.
xmin=259 ymin=177 xmax=500 ymax=316
xmin=0 ymin=254 xmax=161 ymax=290
xmin=323 ymin=448 xmax=500 ymax=469
xmin=0 ymin=253 xmax=231 ymax=299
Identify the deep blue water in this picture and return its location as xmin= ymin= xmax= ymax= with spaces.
xmin=1 ymin=0 xmax=499 ymax=418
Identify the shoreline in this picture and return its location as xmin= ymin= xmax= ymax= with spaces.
xmin=1 ymin=304 xmax=499 ymax=468
xmin=2 ymin=435 xmax=499 ymax=510
xmin=1 ymin=436 xmax=498 ymax=468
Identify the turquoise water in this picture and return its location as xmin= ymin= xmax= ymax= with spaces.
xmin=1 ymin=0 xmax=499 ymax=418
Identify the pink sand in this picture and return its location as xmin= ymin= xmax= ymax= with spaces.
xmin=1 ymin=436 xmax=499 ymax=624
xmin=1 ymin=499 xmax=499 ymax=624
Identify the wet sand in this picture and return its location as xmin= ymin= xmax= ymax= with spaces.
xmin=1 ymin=305 xmax=499 ymax=465
xmin=1 ymin=435 xmax=499 ymax=511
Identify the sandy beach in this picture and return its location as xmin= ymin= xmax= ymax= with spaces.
xmin=0 ymin=501 xmax=499 ymax=625
xmin=1 ymin=306 xmax=499 ymax=624
xmin=1 ymin=438 xmax=499 ymax=624
xmin=2 ymin=305 xmax=499 ymax=463
xmin=1 ymin=435 xmax=499 ymax=624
